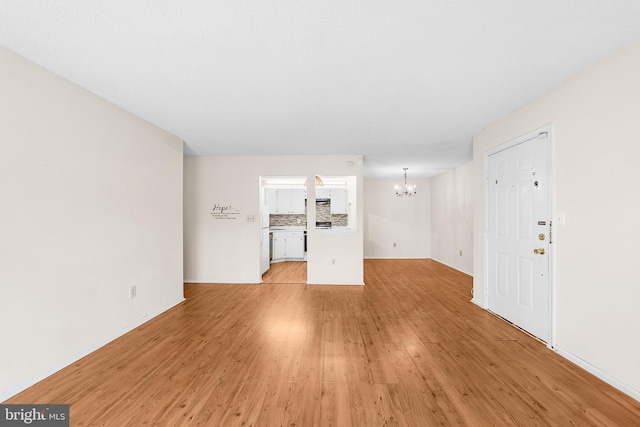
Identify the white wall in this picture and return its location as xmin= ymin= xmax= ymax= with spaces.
xmin=184 ymin=155 xmax=364 ymax=285
xmin=363 ymin=178 xmax=431 ymax=259
xmin=473 ymin=39 xmax=640 ymax=397
xmin=0 ymin=47 xmax=185 ymax=400
xmin=430 ymin=163 xmax=473 ymax=275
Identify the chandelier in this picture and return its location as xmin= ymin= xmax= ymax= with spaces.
xmin=395 ymin=168 xmax=416 ymax=197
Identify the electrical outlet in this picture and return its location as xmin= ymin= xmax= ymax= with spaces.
xmin=129 ymin=285 xmax=136 ymax=299
xmin=459 ymin=250 xmax=462 ymax=256
xmin=393 ymin=243 xmax=397 ymax=248
xmin=332 ymin=259 xmax=336 ymax=265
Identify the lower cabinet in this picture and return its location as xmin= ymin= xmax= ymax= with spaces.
xmin=272 ymin=234 xmax=287 ymax=260
xmin=271 ymin=231 xmax=305 ymax=261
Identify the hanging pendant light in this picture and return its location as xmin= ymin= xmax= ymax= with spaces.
xmin=395 ymin=168 xmax=416 ymax=197
xmin=303 ymin=176 xmax=324 ymax=187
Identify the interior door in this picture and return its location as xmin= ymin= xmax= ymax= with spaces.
xmin=487 ymin=130 xmax=551 ymax=342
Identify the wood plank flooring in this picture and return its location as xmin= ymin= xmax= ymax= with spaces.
xmin=261 ymin=261 xmax=307 ymax=284
xmin=6 ymin=259 xmax=640 ymax=426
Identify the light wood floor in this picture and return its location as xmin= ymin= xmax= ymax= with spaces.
xmin=262 ymin=261 xmax=307 ymax=284
xmin=6 ymin=260 xmax=640 ymax=426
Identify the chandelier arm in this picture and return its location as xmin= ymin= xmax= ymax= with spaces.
xmin=395 ymin=167 xmax=416 ymax=197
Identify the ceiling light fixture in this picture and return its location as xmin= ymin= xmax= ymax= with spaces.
xmin=303 ymin=175 xmax=324 ymax=187
xmin=395 ymin=168 xmax=416 ymax=197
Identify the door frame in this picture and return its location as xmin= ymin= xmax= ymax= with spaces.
xmin=483 ymin=124 xmax=556 ymax=349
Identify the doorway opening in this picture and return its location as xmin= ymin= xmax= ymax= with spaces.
xmin=260 ymin=176 xmax=308 ymax=284
xmin=261 ymin=261 xmax=307 ymax=284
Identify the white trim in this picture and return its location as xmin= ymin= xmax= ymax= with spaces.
xmin=0 ymin=297 xmax=185 ymax=402
xmin=183 ymin=280 xmax=259 ymax=285
xmin=363 ymin=257 xmax=472 ymax=276
xmin=547 ymin=124 xmax=557 ymax=350
xmin=470 ymin=298 xmax=484 ymax=308
xmin=363 ymin=256 xmax=430 ymax=260
xmin=483 ymin=144 xmax=491 ymax=309
xmin=430 ymin=257 xmax=473 ymax=276
xmin=554 ymin=347 xmax=640 ymax=403
xmin=483 ymin=124 xmax=555 ymax=343
xmin=306 ymin=282 xmax=364 ymax=286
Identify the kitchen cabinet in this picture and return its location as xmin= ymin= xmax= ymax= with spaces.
xmin=314 ymin=188 xmax=349 ymax=214
xmin=316 ymin=188 xmax=331 ymax=199
xmin=271 ymin=231 xmax=305 ymax=261
xmin=272 ymin=233 xmax=286 ymax=260
xmin=267 ymin=189 xmax=306 ymax=214
xmin=266 ymin=189 xmax=279 ymax=214
xmin=287 ymin=189 xmax=306 ymax=214
xmin=329 ymin=189 xmax=348 ymax=214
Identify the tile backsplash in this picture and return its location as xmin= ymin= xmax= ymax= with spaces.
xmin=317 ymin=204 xmax=348 ymax=226
xmin=270 ymin=214 xmax=306 ymax=227
xmin=269 ymin=202 xmax=348 ymax=227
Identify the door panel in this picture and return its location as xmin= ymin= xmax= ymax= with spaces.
xmin=517 ymin=256 xmax=535 ymax=310
xmin=518 ymin=180 xmax=535 ymax=239
xmin=487 ymin=130 xmax=550 ymax=342
xmin=496 ymin=252 xmax=510 ymax=299
xmin=496 ymin=184 xmax=510 ymax=237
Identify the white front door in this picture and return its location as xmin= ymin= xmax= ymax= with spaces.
xmin=487 ymin=128 xmax=551 ymax=342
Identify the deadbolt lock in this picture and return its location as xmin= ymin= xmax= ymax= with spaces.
xmin=534 ymin=248 xmax=545 ymax=255
xmin=538 ymin=233 xmax=545 ymax=241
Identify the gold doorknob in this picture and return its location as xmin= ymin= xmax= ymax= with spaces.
xmin=534 ymin=248 xmax=545 ymax=255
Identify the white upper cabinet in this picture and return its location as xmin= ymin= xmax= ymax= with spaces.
xmin=314 ymin=188 xmax=348 ymax=214
xmin=266 ymin=188 xmax=278 ymax=214
xmin=266 ymin=189 xmax=306 ymax=214
xmin=315 ymin=188 xmax=331 ymax=199
xmin=287 ymin=189 xmax=306 ymax=214
xmin=329 ymin=189 xmax=348 ymax=214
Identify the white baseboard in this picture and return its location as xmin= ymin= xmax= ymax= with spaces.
xmin=183 ymin=280 xmax=258 ymax=285
xmin=430 ymin=257 xmax=473 ymax=276
xmin=364 ymin=256 xmax=473 ymax=277
xmin=0 ymin=297 xmax=185 ymax=402
xmin=554 ymin=347 xmax=640 ymax=403
xmin=306 ymin=282 xmax=364 ymax=286
xmin=470 ymin=297 xmax=485 ymax=308
xmin=363 ymin=256 xmax=430 ymax=260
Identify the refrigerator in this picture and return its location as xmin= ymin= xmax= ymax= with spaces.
xmin=260 ymin=206 xmax=270 ymax=275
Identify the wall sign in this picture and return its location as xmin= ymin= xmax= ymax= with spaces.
xmin=211 ymin=204 xmax=241 ymax=220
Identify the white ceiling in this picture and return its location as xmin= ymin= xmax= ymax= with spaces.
xmin=2 ymin=1 xmax=640 ymax=178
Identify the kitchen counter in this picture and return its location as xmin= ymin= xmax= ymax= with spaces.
xmin=313 ymin=227 xmax=357 ymax=234
xmin=269 ymin=226 xmax=307 ymax=231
